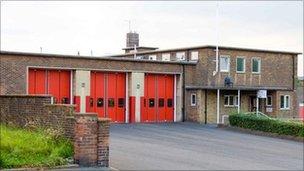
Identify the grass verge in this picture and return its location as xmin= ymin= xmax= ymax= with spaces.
xmin=0 ymin=124 xmax=73 ymax=169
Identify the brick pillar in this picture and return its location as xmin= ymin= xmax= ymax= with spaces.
xmin=74 ymin=113 xmax=98 ymax=167
xmin=97 ymin=118 xmax=111 ymax=167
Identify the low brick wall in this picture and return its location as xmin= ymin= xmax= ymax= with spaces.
xmin=0 ymin=95 xmax=110 ymax=168
xmin=0 ymin=95 xmax=75 ymax=139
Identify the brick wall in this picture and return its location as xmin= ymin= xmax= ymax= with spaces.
xmin=0 ymin=95 xmax=75 ymax=139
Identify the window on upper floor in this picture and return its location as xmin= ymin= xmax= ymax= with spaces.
xmin=149 ymin=55 xmax=157 ymax=60
xmin=176 ymin=52 xmax=186 ymax=61
xmin=236 ymin=57 xmax=246 ymax=73
xmin=162 ymin=53 xmax=170 ymax=61
xmin=220 ymin=56 xmax=230 ymax=72
xmin=252 ymin=58 xmax=261 ymax=73
xmin=280 ymin=95 xmax=290 ymax=110
xmin=190 ymin=51 xmax=199 ymax=61
xmin=190 ymin=93 xmax=196 ymax=106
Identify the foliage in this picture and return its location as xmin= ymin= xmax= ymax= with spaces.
xmin=0 ymin=124 xmax=73 ymax=169
xmin=229 ymin=113 xmax=304 ymax=137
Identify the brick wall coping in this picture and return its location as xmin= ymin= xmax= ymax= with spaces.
xmin=44 ymin=104 xmax=76 ymax=107
xmin=98 ymin=118 xmax=111 ymax=122
xmin=0 ymin=94 xmax=52 ymax=97
xmin=74 ymin=113 xmax=98 ymax=117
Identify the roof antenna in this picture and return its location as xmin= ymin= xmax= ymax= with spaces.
xmin=125 ymin=20 xmax=131 ymax=32
xmin=91 ymin=50 xmax=93 ymax=56
xmin=77 ymin=51 xmax=80 ymax=56
xmin=40 ymin=47 xmax=42 ymax=53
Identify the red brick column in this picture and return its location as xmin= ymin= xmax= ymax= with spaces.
xmin=97 ymin=118 xmax=111 ymax=167
xmin=74 ymin=113 xmax=98 ymax=167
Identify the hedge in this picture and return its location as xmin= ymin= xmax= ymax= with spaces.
xmin=229 ymin=114 xmax=304 ymax=137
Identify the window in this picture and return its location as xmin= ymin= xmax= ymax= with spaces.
xmin=158 ymin=98 xmax=164 ymax=107
xmin=236 ymin=57 xmax=245 ymax=73
xmin=190 ymin=93 xmax=196 ymax=106
xmin=266 ymin=96 xmax=272 ymax=106
xmin=149 ymin=98 xmax=155 ymax=107
xmin=162 ymin=53 xmax=170 ymax=61
xmin=149 ymin=55 xmax=157 ymax=60
xmin=252 ymin=58 xmax=261 ymax=73
xmin=224 ymin=95 xmax=239 ymax=107
xmin=176 ymin=52 xmax=186 ymax=61
xmin=280 ymin=95 xmax=290 ymax=110
xmin=118 ymin=98 xmax=125 ymax=108
xmin=136 ymin=55 xmax=143 ymax=59
xmin=220 ymin=56 xmax=230 ymax=72
xmin=167 ymin=99 xmax=173 ymax=107
xmin=108 ymin=98 xmax=114 ymax=107
xmin=190 ymin=51 xmax=199 ymax=61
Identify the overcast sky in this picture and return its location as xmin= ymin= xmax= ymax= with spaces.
xmin=1 ymin=1 xmax=303 ymax=76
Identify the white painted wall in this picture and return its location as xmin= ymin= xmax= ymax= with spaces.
xmin=130 ymin=72 xmax=145 ymax=122
xmin=75 ymin=70 xmax=90 ymax=113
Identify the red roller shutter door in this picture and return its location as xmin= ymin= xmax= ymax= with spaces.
xmin=88 ymin=72 xmax=105 ymax=118
xmin=165 ymin=75 xmax=174 ymax=122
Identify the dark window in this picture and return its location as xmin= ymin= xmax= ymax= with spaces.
xmin=118 ymin=98 xmax=125 ymax=108
xmin=61 ymin=97 xmax=69 ymax=104
xmin=158 ymin=98 xmax=164 ymax=107
xmin=90 ymin=98 xmax=94 ymax=107
xmin=167 ymin=99 xmax=173 ymax=107
xmin=108 ymin=98 xmax=115 ymax=107
xmin=97 ymin=98 xmax=104 ymax=107
xmin=280 ymin=96 xmax=284 ymax=109
xmin=149 ymin=98 xmax=155 ymax=107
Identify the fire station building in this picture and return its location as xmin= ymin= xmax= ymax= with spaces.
xmin=0 ymin=33 xmax=301 ymax=123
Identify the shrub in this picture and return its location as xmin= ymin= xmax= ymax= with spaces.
xmin=0 ymin=124 xmax=73 ymax=169
xmin=229 ymin=113 xmax=304 ymax=137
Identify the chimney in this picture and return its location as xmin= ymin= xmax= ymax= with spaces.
xmin=126 ymin=32 xmax=139 ymax=48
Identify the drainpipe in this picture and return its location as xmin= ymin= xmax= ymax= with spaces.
xmin=213 ymin=2 xmax=220 ymax=76
xmin=204 ymin=89 xmax=207 ymax=124
xmin=182 ymin=64 xmax=186 ymax=122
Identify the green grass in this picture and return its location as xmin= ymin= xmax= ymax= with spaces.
xmin=0 ymin=124 xmax=73 ymax=169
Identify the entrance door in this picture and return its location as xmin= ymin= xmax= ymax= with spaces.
xmin=249 ymin=96 xmax=265 ymax=113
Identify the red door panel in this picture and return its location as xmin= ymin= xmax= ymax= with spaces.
xmin=28 ymin=69 xmax=46 ymax=94
xmin=88 ymin=72 xmax=106 ymax=118
xmin=157 ymin=75 xmax=166 ymax=122
xmin=59 ymin=70 xmax=71 ymax=104
xmin=165 ymin=75 xmax=174 ymax=121
xmin=146 ymin=74 xmax=157 ymax=122
xmin=107 ymin=73 xmax=117 ymax=121
xmin=116 ymin=73 xmax=126 ymax=122
xmin=48 ymin=70 xmax=60 ymax=103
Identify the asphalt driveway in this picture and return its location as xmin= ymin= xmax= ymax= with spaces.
xmin=110 ymin=123 xmax=303 ymax=170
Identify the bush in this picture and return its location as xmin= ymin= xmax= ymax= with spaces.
xmin=229 ymin=113 xmax=304 ymax=137
xmin=0 ymin=124 xmax=73 ymax=169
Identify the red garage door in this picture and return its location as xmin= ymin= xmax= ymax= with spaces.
xmin=141 ymin=74 xmax=174 ymax=122
xmin=87 ymin=72 xmax=126 ymax=123
xmin=28 ymin=69 xmax=71 ymax=104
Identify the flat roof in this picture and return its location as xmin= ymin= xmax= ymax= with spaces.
xmin=186 ymin=85 xmax=293 ymax=91
xmin=110 ymin=45 xmax=302 ymax=57
xmin=122 ymin=46 xmax=158 ymax=50
xmin=0 ymin=50 xmax=196 ymax=65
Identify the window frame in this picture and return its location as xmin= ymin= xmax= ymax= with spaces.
xmin=236 ymin=57 xmax=246 ymax=73
xmin=220 ymin=55 xmax=230 ymax=72
xmin=190 ymin=51 xmax=199 ymax=61
xmin=224 ymin=95 xmax=238 ymax=107
xmin=190 ymin=93 xmax=197 ymax=106
xmin=251 ymin=57 xmax=261 ymax=74
xmin=266 ymin=96 xmax=272 ymax=106
xmin=176 ymin=52 xmax=186 ymax=61
xmin=280 ymin=95 xmax=291 ymax=110
xmin=162 ymin=53 xmax=171 ymax=61
xmin=149 ymin=54 xmax=157 ymax=60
